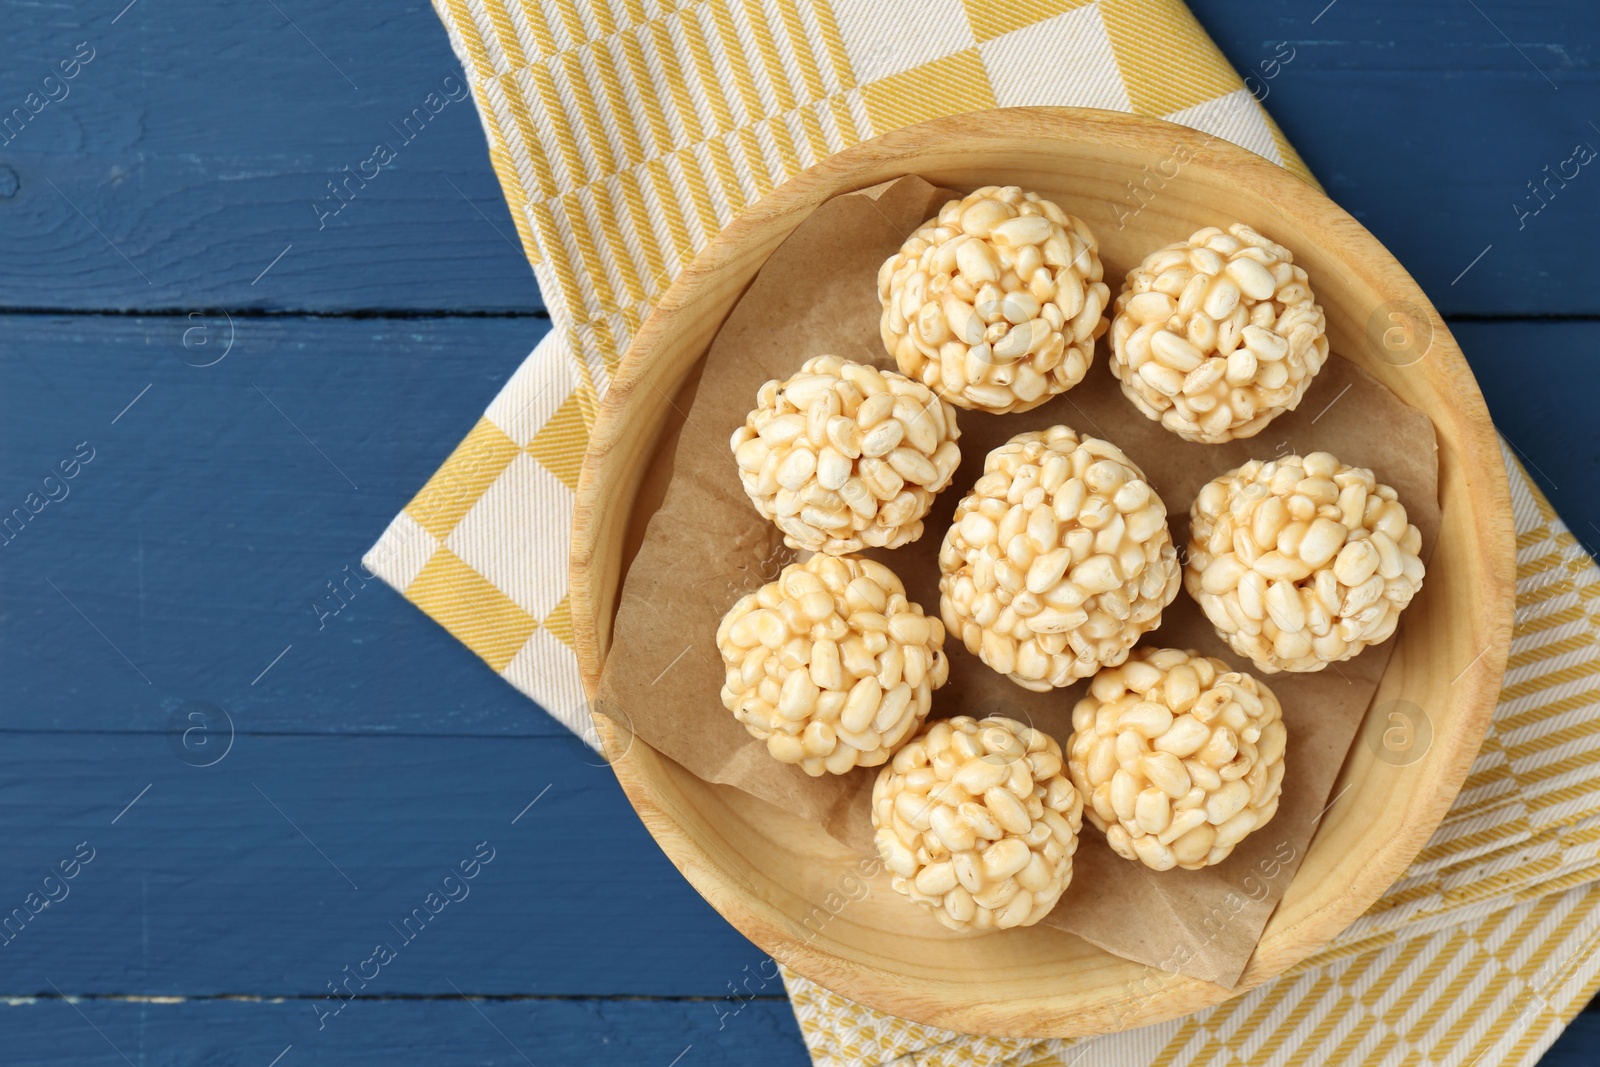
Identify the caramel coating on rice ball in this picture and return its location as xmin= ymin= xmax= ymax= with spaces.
xmin=878 ymin=186 xmax=1110 ymax=414
xmin=1109 ymin=223 xmax=1329 ymax=443
xmin=1067 ymin=648 xmax=1286 ymax=871
xmin=731 ymin=356 xmax=961 ymax=555
xmin=717 ymin=554 xmax=949 ymax=776
xmin=1185 ymin=452 xmax=1425 ymax=673
xmin=872 ymin=715 xmax=1082 ymax=931
xmin=938 ymin=427 xmax=1181 ymax=692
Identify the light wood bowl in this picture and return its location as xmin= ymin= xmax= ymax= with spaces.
xmin=570 ymin=108 xmax=1514 ymax=1037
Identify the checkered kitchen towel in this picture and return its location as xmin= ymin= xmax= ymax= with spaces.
xmin=364 ymin=1 xmax=1600 ymax=1063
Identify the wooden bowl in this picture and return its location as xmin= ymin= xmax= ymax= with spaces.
xmin=570 ymin=107 xmax=1514 ymax=1037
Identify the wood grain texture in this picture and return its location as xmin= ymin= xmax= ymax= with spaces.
xmin=1 ymin=996 xmax=1595 ymax=1067
xmin=572 ymin=107 xmax=1515 ymax=1038
xmin=0 ymin=314 xmax=1591 ymax=741
xmin=0 ymin=997 xmax=806 ymax=1066
xmin=0 ymin=314 xmax=566 ymax=737
xmin=0 ymin=732 xmax=766 ymax=996
xmin=0 ymin=1 xmax=541 ymax=313
xmin=1190 ymin=0 xmax=1600 ymax=315
xmin=0 ymin=1 xmax=1595 ymax=314
xmin=0 ymin=0 xmax=1594 ymax=1061
xmin=1450 ymin=320 xmax=1600 ymax=549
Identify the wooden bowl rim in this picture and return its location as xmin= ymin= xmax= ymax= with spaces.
xmin=570 ymin=106 xmax=1513 ymax=1036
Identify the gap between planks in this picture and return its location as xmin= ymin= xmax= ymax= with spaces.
xmin=17 ymin=993 xmax=791 ymax=1004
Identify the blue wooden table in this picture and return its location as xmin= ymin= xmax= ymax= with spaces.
xmin=0 ymin=1 xmax=1595 ymax=1063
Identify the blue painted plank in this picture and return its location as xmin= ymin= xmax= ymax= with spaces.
xmin=1190 ymin=0 xmax=1600 ymax=315
xmin=0 ymin=313 xmax=573 ymax=738
xmin=0 ymin=731 xmax=767 ymax=997
xmin=0 ymin=996 xmax=1592 ymax=1067
xmin=1544 ymin=1011 xmax=1600 ymax=1067
xmin=1450 ymin=320 xmax=1600 ymax=554
xmin=3 ymin=314 xmax=1596 ymax=744
xmin=0 ymin=0 xmax=542 ymax=313
xmin=0 ymin=997 xmax=808 ymax=1067
xmin=0 ymin=996 xmax=1589 ymax=1067
xmin=0 ymin=0 xmax=1596 ymax=1061
xmin=0 ymin=1 xmax=1595 ymax=313
xmin=1 ymin=312 xmax=1592 ymax=1026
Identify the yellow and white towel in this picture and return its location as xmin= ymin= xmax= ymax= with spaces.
xmin=364 ymin=1 xmax=1600 ymax=1063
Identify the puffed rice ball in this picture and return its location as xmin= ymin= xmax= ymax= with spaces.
xmin=872 ymin=715 xmax=1083 ymax=931
xmin=731 ymin=356 xmax=961 ymax=555
xmin=1185 ymin=452 xmax=1425 ymax=673
xmin=717 ymin=554 xmax=949 ymax=776
xmin=1109 ymin=223 xmax=1329 ymax=443
xmin=938 ymin=427 xmax=1181 ymax=692
xmin=1067 ymin=648 xmax=1286 ymax=871
xmin=878 ymin=187 xmax=1110 ymax=414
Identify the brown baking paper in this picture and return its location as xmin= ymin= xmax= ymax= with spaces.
xmin=595 ymin=176 xmax=1440 ymax=987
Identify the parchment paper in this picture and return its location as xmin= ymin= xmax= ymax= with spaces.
xmin=595 ymin=176 xmax=1440 ymax=986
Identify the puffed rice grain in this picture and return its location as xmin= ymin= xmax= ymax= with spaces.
xmin=1067 ymin=647 xmax=1286 ymax=870
xmin=1109 ymin=224 xmax=1329 ymax=443
xmin=938 ymin=426 xmax=1181 ymax=691
xmin=731 ymin=355 xmax=961 ymax=554
xmin=872 ymin=715 xmax=1082 ymax=930
xmin=879 ymin=187 xmax=1110 ymax=414
xmin=1185 ymin=452 xmax=1425 ymax=672
xmin=717 ymin=554 xmax=949 ymax=775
